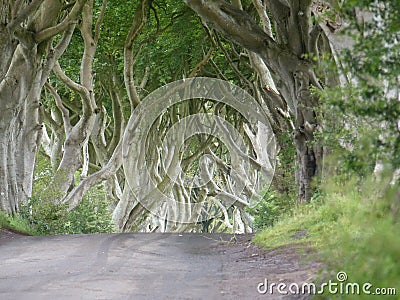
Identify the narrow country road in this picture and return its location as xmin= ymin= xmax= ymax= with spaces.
xmin=0 ymin=232 xmax=319 ymax=299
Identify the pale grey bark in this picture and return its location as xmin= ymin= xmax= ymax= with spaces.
xmin=48 ymin=0 xmax=106 ymax=197
xmin=114 ymin=80 xmax=275 ymax=233
xmin=185 ymin=0 xmax=341 ymax=201
xmin=0 ymin=0 xmax=86 ymax=213
xmin=62 ymin=0 xmax=152 ymax=215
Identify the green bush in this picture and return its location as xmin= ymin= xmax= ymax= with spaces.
xmin=247 ymin=190 xmax=295 ymax=231
xmin=20 ymin=153 xmax=115 ymax=235
xmin=66 ymin=187 xmax=115 ymax=234
xmin=20 ymin=190 xmax=114 ymax=235
xmin=0 ymin=211 xmax=9 ymax=229
xmin=20 ymin=198 xmax=67 ymax=234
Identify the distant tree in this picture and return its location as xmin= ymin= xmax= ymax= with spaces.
xmin=312 ymin=0 xmax=400 ymax=192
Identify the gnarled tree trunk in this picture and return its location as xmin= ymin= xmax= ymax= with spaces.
xmin=0 ymin=0 xmax=86 ymax=213
xmin=185 ymin=0 xmax=340 ymax=201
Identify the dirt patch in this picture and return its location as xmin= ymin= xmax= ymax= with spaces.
xmin=216 ymin=234 xmax=323 ymax=299
xmin=0 ymin=227 xmax=27 ymax=237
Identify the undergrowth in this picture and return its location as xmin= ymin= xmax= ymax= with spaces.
xmin=0 ymin=153 xmax=115 ymax=236
xmin=0 ymin=211 xmax=34 ymax=235
xmin=253 ymin=175 xmax=400 ymax=299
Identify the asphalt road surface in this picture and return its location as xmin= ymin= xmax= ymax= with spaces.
xmin=0 ymin=232 xmax=319 ymax=299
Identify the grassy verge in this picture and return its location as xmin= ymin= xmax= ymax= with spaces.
xmin=0 ymin=211 xmax=35 ymax=235
xmin=253 ymin=177 xmax=400 ymax=299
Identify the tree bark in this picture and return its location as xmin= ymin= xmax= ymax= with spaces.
xmin=185 ymin=0 xmax=332 ymax=201
xmin=0 ymin=0 xmax=86 ymax=213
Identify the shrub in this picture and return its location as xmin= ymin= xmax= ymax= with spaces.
xmin=20 ymin=154 xmax=115 ymax=235
xmin=20 ymin=189 xmax=114 ymax=235
xmin=247 ymin=190 xmax=295 ymax=231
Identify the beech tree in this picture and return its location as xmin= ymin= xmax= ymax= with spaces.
xmin=55 ymin=0 xmax=276 ymax=232
xmin=185 ymin=0 xmax=345 ymax=201
xmin=24 ymin=0 xmax=278 ymax=233
xmin=2 ymin=0 xmax=380 ymax=233
xmin=0 ymin=0 xmax=87 ymax=213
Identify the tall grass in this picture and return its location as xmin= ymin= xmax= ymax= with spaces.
xmin=0 ymin=211 xmax=35 ymax=235
xmin=253 ymin=175 xmax=400 ymax=299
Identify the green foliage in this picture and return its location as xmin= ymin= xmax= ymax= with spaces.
xmin=272 ymin=131 xmax=297 ymax=194
xmin=319 ymin=0 xmax=400 ymax=171
xmin=247 ymin=190 xmax=296 ymax=231
xmin=254 ymin=4 xmax=400 ymax=295
xmin=318 ymin=79 xmax=400 ymax=176
xmin=342 ymin=1 xmax=400 ymax=78
xmin=20 ymin=154 xmax=115 ymax=235
xmin=95 ymin=0 xmax=202 ymax=92
xmin=19 ymin=198 xmax=66 ymax=234
xmin=20 ymin=190 xmax=114 ymax=235
xmin=0 ymin=211 xmax=8 ymax=229
xmin=67 ymin=186 xmax=114 ymax=234
xmin=254 ymin=175 xmax=400 ymax=299
xmin=0 ymin=211 xmax=35 ymax=235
